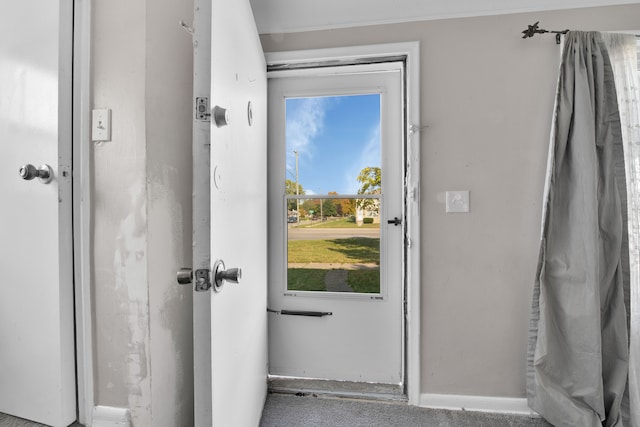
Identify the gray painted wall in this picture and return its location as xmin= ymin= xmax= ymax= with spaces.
xmin=91 ymin=0 xmax=194 ymax=425
xmin=260 ymin=4 xmax=640 ymax=398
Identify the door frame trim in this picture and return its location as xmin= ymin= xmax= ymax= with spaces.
xmin=72 ymin=0 xmax=95 ymax=424
xmin=192 ymin=0 xmax=213 ymax=425
xmin=265 ymin=41 xmax=421 ymax=405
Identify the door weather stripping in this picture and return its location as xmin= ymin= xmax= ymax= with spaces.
xmin=267 ymin=55 xmax=406 ymax=72
xmin=267 ymin=308 xmax=333 ymax=317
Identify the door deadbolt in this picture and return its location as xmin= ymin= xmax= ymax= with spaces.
xmin=176 ymin=268 xmax=193 ymax=285
xmin=176 ymin=267 xmax=211 ymax=291
xmin=19 ymin=164 xmax=53 ymax=184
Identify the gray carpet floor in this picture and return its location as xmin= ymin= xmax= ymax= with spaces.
xmin=260 ymin=393 xmax=553 ymax=427
xmin=1 ymin=394 xmax=553 ymax=426
xmin=0 ymin=413 xmax=82 ymax=427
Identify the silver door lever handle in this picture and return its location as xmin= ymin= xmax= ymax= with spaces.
xmin=19 ymin=164 xmax=53 ymax=184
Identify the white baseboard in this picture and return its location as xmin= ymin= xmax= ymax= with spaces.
xmin=91 ymin=406 xmax=131 ymax=427
xmin=419 ymin=393 xmax=539 ymax=417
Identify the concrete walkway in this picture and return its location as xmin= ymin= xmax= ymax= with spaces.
xmin=288 ymin=262 xmax=378 ymax=270
xmin=324 ymin=270 xmax=352 ymax=292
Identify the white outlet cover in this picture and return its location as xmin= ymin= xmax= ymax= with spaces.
xmin=446 ymin=191 xmax=469 ymax=213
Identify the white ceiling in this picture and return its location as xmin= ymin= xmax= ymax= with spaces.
xmin=249 ymin=0 xmax=638 ymax=34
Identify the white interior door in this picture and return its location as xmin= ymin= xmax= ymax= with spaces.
xmin=0 ymin=0 xmax=75 ymax=426
xmin=267 ymin=65 xmax=404 ymax=385
xmin=196 ymin=0 xmax=268 ymax=425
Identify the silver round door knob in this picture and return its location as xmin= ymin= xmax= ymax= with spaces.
xmin=19 ymin=164 xmax=53 ymax=184
xmin=219 ymin=267 xmax=242 ymax=284
xmin=212 ymin=259 xmax=242 ymax=292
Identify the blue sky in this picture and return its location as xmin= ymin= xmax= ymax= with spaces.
xmin=286 ymin=94 xmax=380 ymax=195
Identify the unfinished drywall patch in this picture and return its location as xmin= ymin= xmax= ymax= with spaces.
xmin=91 ymin=0 xmax=148 ymax=411
xmin=145 ymin=0 xmax=195 ymax=423
xmin=113 ymin=181 xmax=152 ymax=424
xmin=148 ymin=168 xmax=193 ymax=426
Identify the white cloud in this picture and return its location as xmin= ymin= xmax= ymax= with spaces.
xmin=286 ymin=98 xmax=327 ymax=173
xmin=343 ymin=122 xmax=381 ymax=194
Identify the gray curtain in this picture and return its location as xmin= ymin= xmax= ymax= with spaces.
xmin=527 ymin=31 xmax=630 ymax=426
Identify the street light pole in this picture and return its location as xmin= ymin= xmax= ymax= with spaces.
xmin=293 ymin=150 xmax=299 ymax=222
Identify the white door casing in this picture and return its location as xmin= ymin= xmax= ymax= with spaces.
xmin=0 ymin=0 xmax=76 ymax=425
xmin=267 ymin=65 xmax=404 ymax=384
xmin=265 ymin=43 xmax=421 ymax=404
xmin=191 ymin=0 xmax=268 ymax=425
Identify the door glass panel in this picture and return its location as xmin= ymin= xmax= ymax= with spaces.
xmin=285 ymin=94 xmax=382 ymax=293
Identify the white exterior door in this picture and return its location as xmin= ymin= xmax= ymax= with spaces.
xmin=190 ymin=0 xmax=267 ymax=425
xmin=0 ymin=0 xmax=75 ymax=426
xmin=267 ymin=65 xmax=404 ymax=385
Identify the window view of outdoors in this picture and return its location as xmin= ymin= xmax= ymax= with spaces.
xmin=285 ymin=94 xmax=382 ymax=293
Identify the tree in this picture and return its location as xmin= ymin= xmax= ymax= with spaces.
xmin=339 ymin=198 xmax=356 ymax=216
xmin=301 ymin=199 xmax=319 ymax=217
xmin=357 ymin=167 xmax=381 ymax=194
xmin=322 ymin=197 xmax=337 ymax=217
xmin=285 ymin=179 xmax=304 ymax=211
xmin=356 ymin=166 xmax=381 ymax=214
xmin=327 ymin=192 xmax=341 ymax=216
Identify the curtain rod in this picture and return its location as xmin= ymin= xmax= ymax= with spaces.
xmin=522 ymin=22 xmax=640 ymax=44
xmin=522 ymin=22 xmax=569 ymax=44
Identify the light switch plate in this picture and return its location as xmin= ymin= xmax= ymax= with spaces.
xmin=446 ymin=191 xmax=470 ymax=213
xmin=92 ymin=108 xmax=111 ymax=142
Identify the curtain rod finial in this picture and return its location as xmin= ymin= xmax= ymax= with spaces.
xmin=522 ymin=22 xmax=570 ymax=43
xmin=522 ymin=21 xmax=543 ymax=39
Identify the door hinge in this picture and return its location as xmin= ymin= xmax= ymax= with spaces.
xmin=195 ymin=97 xmax=210 ymax=121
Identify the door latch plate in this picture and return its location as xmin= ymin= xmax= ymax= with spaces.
xmin=195 ymin=97 xmax=210 ymax=121
xmin=194 ymin=268 xmax=211 ymax=292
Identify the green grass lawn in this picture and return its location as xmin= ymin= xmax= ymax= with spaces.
xmin=347 ymin=269 xmax=380 ymax=293
xmin=287 ymin=268 xmax=326 ymax=291
xmin=288 ymin=237 xmax=380 ymax=264
xmin=287 ymin=268 xmax=380 ymax=293
xmin=298 ymin=218 xmax=380 ymax=229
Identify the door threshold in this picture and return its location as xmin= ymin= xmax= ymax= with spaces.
xmin=267 ymin=376 xmax=407 ymax=403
